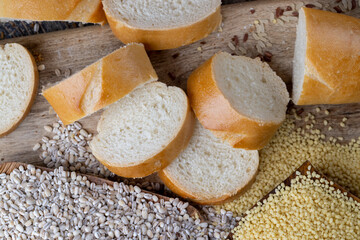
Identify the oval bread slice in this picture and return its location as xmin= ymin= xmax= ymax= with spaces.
xmin=90 ymin=82 xmax=195 ymax=178
xmin=0 ymin=0 xmax=106 ymax=24
xmin=102 ymin=0 xmax=222 ymax=50
xmin=159 ymin=121 xmax=259 ymax=205
xmin=43 ymin=43 xmax=158 ymax=125
xmin=0 ymin=43 xmax=38 ymax=137
xmin=292 ymin=7 xmax=360 ymax=105
xmin=187 ymin=52 xmax=289 ymax=150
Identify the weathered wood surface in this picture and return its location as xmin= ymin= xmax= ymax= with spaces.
xmin=227 ymin=161 xmax=360 ymax=239
xmin=0 ymin=0 xmax=360 ymax=167
xmin=0 ymin=162 xmax=203 ymax=220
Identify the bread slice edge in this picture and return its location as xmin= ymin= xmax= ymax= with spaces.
xmin=187 ymin=52 xmax=286 ymax=150
xmin=90 ymin=98 xmax=195 ymax=178
xmin=103 ymin=4 xmax=222 ymax=50
xmin=0 ymin=43 xmax=39 ymax=137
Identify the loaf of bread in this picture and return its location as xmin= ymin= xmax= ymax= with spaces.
xmin=0 ymin=43 xmax=38 ymax=137
xmin=0 ymin=0 xmax=106 ymax=24
xmin=90 ymin=82 xmax=195 ymax=178
xmin=293 ymin=7 xmax=360 ymax=105
xmin=102 ymin=0 xmax=222 ymax=50
xmin=187 ymin=52 xmax=289 ymax=150
xmin=43 ymin=43 xmax=158 ymax=125
xmin=159 ymin=120 xmax=259 ymax=205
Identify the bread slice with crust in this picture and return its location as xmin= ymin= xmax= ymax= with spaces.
xmin=0 ymin=0 xmax=106 ymax=24
xmin=90 ymin=82 xmax=195 ymax=178
xmin=187 ymin=52 xmax=289 ymax=150
xmin=102 ymin=0 xmax=222 ymax=50
xmin=43 ymin=43 xmax=158 ymax=125
xmin=292 ymin=7 xmax=360 ymax=105
xmin=158 ymin=120 xmax=259 ymax=205
xmin=0 ymin=43 xmax=39 ymax=137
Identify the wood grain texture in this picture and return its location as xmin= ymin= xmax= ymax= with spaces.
xmin=0 ymin=161 xmax=203 ymax=220
xmin=227 ymin=161 xmax=360 ymax=239
xmin=0 ymin=1 xmax=359 ymax=168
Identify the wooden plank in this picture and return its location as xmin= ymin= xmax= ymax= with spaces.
xmin=0 ymin=0 xmax=359 ymax=167
xmin=0 ymin=161 xmax=203 ymax=220
xmin=227 ymin=161 xmax=360 ymax=239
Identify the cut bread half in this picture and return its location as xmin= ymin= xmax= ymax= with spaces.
xmin=43 ymin=43 xmax=158 ymax=125
xmin=292 ymin=7 xmax=360 ymax=105
xmin=0 ymin=0 xmax=106 ymax=24
xmin=159 ymin=121 xmax=259 ymax=205
xmin=102 ymin=0 xmax=222 ymax=50
xmin=187 ymin=52 xmax=289 ymax=150
xmin=0 ymin=43 xmax=39 ymax=137
xmin=89 ymin=82 xmax=195 ymax=178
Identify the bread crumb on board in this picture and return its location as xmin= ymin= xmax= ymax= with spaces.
xmin=219 ymin=114 xmax=360 ymax=216
xmin=232 ymin=168 xmax=360 ymax=239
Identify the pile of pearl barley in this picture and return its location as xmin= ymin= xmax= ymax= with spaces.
xmin=0 ymin=165 xmax=237 ymax=239
xmin=232 ymin=165 xmax=360 ymax=239
xmin=33 ymin=121 xmax=114 ymax=178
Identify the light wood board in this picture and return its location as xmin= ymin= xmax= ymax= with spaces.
xmin=0 ymin=0 xmax=360 ymax=166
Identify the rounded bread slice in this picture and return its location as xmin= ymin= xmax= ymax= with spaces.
xmin=158 ymin=120 xmax=259 ymax=205
xmin=0 ymin=0 xmax=106 ymax=24
xmin=292 ymin=7 xmax=360 ymax=105
xmin=187 ymin=52 xmax=289 ymax=150
xmin=0 ymin=43 xmax=39 ymax=137
xmin=102 ymin=0 xmax=222 ymax=50
xmin=90 ymin=82 xmax=195 ymax=178
xmin=43 ymin=43 xmax=158 ymax=125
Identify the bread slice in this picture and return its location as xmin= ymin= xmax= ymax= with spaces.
xmin=158 ymin=120 xmax=259 ymax=205
xmin=0 ymin=0 xmax=106 ymax=24
xmin=0 ymin=43 xmax=38 ymax=137
xmin=43 ymin=43 xmax=158 ymax=125
xmin=187 ymin=52 xmax=289 ymax=150
xmin=89 ymin=82 xmax=195 ymax=178
xmin=102 ymin=0 xmax=222 ymax=50
xmin=293 ymin=8 xmax=360 ymax=105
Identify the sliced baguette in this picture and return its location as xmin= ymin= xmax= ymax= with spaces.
xmin=293 ymin=8 xmax=360 ymax=105
xmin=43 ymin=43 xmax=158 ymax=125
xmin=0 ymin=43 xmax=38 ymax=137
xmin=187 ymin=52 xmax=289 ymax=150
xmin=0 ymin=0 xmax=106 ymax=24
xmin=102 ymin=0 xmax=222 ymax=50
xmin=158 ymin=120 xmax=259 ymax=205
xmin=89 ymin=82 xmax=195 ymax=178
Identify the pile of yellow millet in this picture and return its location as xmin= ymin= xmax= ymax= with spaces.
xmin=232 ymin=167 xmax=360 ymax=239
xmin=220 ymin=114 xmax=360 ymax=215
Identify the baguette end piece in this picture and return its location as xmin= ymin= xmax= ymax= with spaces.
xmin=43 ymin=43 xmax=158 ymax=125
xmin=0 ymin=0 xmax=107 ymax=24
xmin=292 ymin=7 xmax=360 ymax=105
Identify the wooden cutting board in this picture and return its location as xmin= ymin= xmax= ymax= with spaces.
xmin=0 ymin=0 xmax=360 ymax=166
